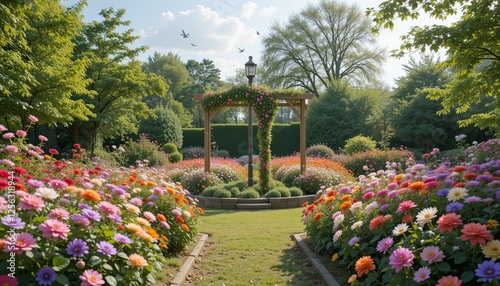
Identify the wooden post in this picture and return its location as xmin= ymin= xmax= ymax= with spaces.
xmin=204 ymin=110 xmax=211 ymax=173
xmin=300 ymin=99 xmax=307 ymax=174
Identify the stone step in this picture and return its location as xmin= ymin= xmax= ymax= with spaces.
xmin=236 ymin=203 xmax=271 ymax=210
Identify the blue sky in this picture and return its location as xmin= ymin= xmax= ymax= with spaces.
xmin=64 ymin=0 xmax=452 ymax=88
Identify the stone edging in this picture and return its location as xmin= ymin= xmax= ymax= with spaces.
xmin=169 ymin=233 xmax=208 ymax=286
xmin=192 ymin=194 xmax=319 ymax=210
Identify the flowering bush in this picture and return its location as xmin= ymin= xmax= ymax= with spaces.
xmin=0 ymin=117 xmax=203 ymax=285
xmin=302 ymin=140 xmax=500 ymax=285
xmin=342 ymin=147 xmax=415 ymax=177
xmin=306 ymin=144 xmax=336 ymax=159
xmin=179 ymin=169 xmax=223 ymax=195
xmin=117 ymin=134 xmax=169 ymax=167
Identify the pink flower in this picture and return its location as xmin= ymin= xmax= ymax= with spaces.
xmin=389 ymin=247 xmax=414 ymax=272
xmin=396 ymin=200 xmax=417 ymax=213
xmin=28 ymin=115 xmax=38 ymax=123
xmin=420 ymin=246 xmax=445 ymax=264
xmin=143 ymin=211 xmax=156 ymax=222
xmin=376 ymin=237 xmax=393 ymax=253
xmin=413 ymin=266 xmax=431 ymax=282
xmin=39 ymin=219 xmax=70 ymax=241
xmin=362 ymin=191 xmax=374 ymax=200
xmin=2 ymin=133 xmax=15 ymax=139
xmin=79 ymin=269 xmax=105 ymax=286
xmin=19 ymin=194 xmax=45 ymax=211
xmin=0 ymin=125 xmax=6 ymax=132
xmin=4 ymin=145 xmax=18 ymax=153
xmin=0 ymin=274 xmax=18 ymax=286
xmin=15 ymin=130 xmax=27 ymax=138
xmin=436 ymin=275 xmax=462 ymax=286
xmin=460 ymin=223 xmax=493 ymax=246
xmin=437 ymin=213 xmax=463 ymax=233
xmin=96 ymin=201 xmax=121 ymax=215
xmin=48 ymin=149 xmax=59 ymax=155
xmin=38 ymin=135 xmax=48 ymax=142
xmin=48 ymin=208 xmax=70 ymax=220
xmin=4 ymin=232 xmax=37 ymax=254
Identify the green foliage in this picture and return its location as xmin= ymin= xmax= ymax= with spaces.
xmin=214 ymin=149 xmax=230 ymax=158
xmin=200 ymin=186 xmax=217 ymax=197
xmin=265 ymin=189 xmax=282 ymax=198
xmin=261 ymin=0 xmax=385 ymax=96
xmin=180 ymin=169 xmax=223 ymax=195
xmin=292 ymin=167 xmax=344 ymax=195
xmin=343 ymin=148 xmax=414 ymax=177
xmin=169 ymin=152 xmax=183 ymax=163
xmin=180 ymin=146 xmax=204 ymax=159
xmin=289 ymin=187 xmax=303 ymax=197
xmin=213 ymin=189 xmax=232 ymax=198
xmin=224 ymin=180 xmax=248 ymax=192
xmin=239 ymin=188 xmax=260 ymax=198
xmin=306 ymin=144 xmax=336 ymax=159
xmin=120 ymin=134 xmax=169 ymax=167
xmin=272 ymin=186 xmax=292 ymax=197
xmin=343 ymin=135 xmax=377 ymax=155
xmin=367 ymin=0 xmax=500 ymax=133
xmin=228 ymin=187 xmax=241 ymax=197
xmin=163 ymin=143 xmax=178 ymax=154
xmin=273 ymin=165 xmax=303 ymax=187
xmin=139 ymin=105 xmax=183 ymax=148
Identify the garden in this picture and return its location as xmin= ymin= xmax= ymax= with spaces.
xmin=1 ymin=114 xmax=499 ymax=285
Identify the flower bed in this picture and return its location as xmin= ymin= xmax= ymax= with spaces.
xmin=302 ymin=139 xmax=500 ymax=285
xmin=0 ymin=117 xmax=203 ymax=285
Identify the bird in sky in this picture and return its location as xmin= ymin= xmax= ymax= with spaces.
xmin=191 ymin=43 xmax=198 ymax=47
xmin=181 ymin=29 xmax=189 ymax=38
xmin=238 ymin=48 xmax=245 ymax=53
xmin=256 ymin=31 xmax=260 ymax=35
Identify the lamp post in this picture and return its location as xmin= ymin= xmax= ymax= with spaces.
xmin=245 ymin=56 xmax=257 ymax=187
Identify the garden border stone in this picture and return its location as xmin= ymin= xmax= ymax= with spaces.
xmin=192 ymin=194 xmax=319 ymax=210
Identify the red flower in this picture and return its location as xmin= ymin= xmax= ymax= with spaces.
xmin=49 ymin=149 xmax=59 ymax=155
xmin=0 ymin=180 xmax=8 ymax=189
xmin=453 ymin=165 xmax=468 ymax=173
xmin=12 ymin=167 xmax=27 ymax=174
xmin=0 ymin=170 xmax=10 ymax=179
xmin=63 ymin=178 xmax=75 ymax=186
xmin=73 ymin=143 xmax=81 ymax=149
xmin=176 ymin=216 xmax=185 ymax=223
xmin=460 ymin=223 xmax=493 ymax=246
xmin=313 ymin=213 xmax=322 ymax=221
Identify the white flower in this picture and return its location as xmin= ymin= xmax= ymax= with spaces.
xmin=34 ymin=187 xmax=59 ymax=200
xmin=349 ymin=201 xmax=363 ymax=213
xmin=447 ymin=187 xmax=468 ymax=202
xmin=416 ymin=207 xmax=438 ymax=226
xmin=364 ymin=201 xmax=379 ymax=214
xmin=333 ymin=230 xmax=342 ymax=242
xmin=351 ymin=221 xmax=363 ymax=230
xmin=333 ymin=214 xmax=345 ymax=229
xmin=392 ymin=223 xmax=409 ymax=236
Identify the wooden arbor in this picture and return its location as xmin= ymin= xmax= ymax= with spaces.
xmin=194 ymin=93 xmax=314 ymax=174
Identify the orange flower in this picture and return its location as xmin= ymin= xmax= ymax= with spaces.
xmin=147 ymin=181 xmax=157 ymax=186
xmin=393 ymin=174 xmax=404 ymax=181
xmin=331 ymin=253 xmax=339 ymax=261
xmin=369 ymin=215 xmax=386 ymax=230
xmin=196 ymin=207 xmax=205 ymax=215
xmin=156 ymin=214 xmax=166 ymax=222
xmin=452 ymin=165 xmax=467 ymax=173
xmin=420 ymin=189 xmax=429 ymax=195
xmin=314 ymin=197 xmax=325 ymax=204
xmin=139 ymin=181 xmax=147 ymax=186
xmin=167 ymin=187 xmax=177 ymax=195
xmin=176 ymin=216 xmax=185 ymax=223
xmin=327 ymin=189 xmax=337 ymax=197
xmin=146 ymin=228 xmax=159 ymax=239
xmin=400 ymin=180 xmax=412 ymax=188
xmin=127 ymin=253 xmax=148 ymax=269
xmin=187 ymin=209 xmax=196 ymax=217
xmin=340 ymin=201 xmax=352 ymax=210
xmin=161 ymin=235 xmax=168 ymax=241
xmin=325 ymin=196 xmax=335 ymax=203
xmin=81 ymin=189 xmax=101 ymax=202
xmin=355 ymin=256 xmax=376 ymax=277
xmin=313 ymin=213 xmax=322 ymax=221
xmin=340 ymin=195 xmax=351 ymax=201
xmin=408 ymin=181 xmax=425 ymax=191
xmin=128 ymin=176 xmax=136 ymax=183
xmin=454 ymin=182 xmax=465 ymax=188
xmin=181 ymin=224 xmax=190 ymax=231
xmin=158 ymin=242 xmax=168 ymax=248
xmin=460 ymin=223 xmax=493 ymax=246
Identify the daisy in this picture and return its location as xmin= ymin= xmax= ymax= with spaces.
xmin=415 ymin=207 xmax=438 ymax=226
xmin=392 ymin=223 xmax=409 ymax=236
xmin=446 ymin=187 xmax=468 ymax=201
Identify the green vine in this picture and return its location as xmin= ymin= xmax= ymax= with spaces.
xmin=201 ymin=85 xmax=301 ymax=194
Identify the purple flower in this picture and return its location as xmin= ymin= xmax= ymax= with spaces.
xmin=78 ymin=203 xmax=91 ymax=210
xmin=108 ymin=213 xmax=122 ymax=224
xmin=114 ymin=233 xmax=133 ymax=244
xmin=413 ymin=266 xmax=431 ymax=282
xmin=379 ymin=204 xmax=389 ymax=212
xmin=96 ymin=241 xmax=117 ymax=256
xmin=36 ymin=267 xmax=57 ymax=286
xmin=71 ymin=214 xmax=90 ymax=227
xmin=466 ymin=180 xmax=480 ymax=187
xmin=437 ymin=188 xmax=450 ymax=196
xmin=475 ymin=260 xmax=500 ymax=283
xmin=477 ymin=174 xmax=493 ymax=182
xmin=389 ymin=247 xmax=414 ymax=273
xmin=1 ymin=216 xmax=26 ymax=229
xmin=66 ymin=239 xmax=89 ymax=257
xmin=376 ymin=237 xmax=393 ymax=253
xmin=48 ymin=179 xmax=68 ymax=189
xmin=446 ymin=202 xmax=464 ymax=212
xmin=27 ymin=179 xmax=45 ymax=188
xmin=348 ymin=236 xmax=360 ymax=246
xmin=464 ymin=196 xmax=482 ymax=203
xmin=81 ymin=209 xmax=101 ymax=222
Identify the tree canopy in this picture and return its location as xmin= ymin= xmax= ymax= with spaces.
xmin=261 ymin=0 xmax=386 ymax=97
xmin=367 ymin=0 xmax=500 ymax=133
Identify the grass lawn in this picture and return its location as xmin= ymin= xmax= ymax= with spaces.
xmin=156 ymin=208 xmax=350 ymax=286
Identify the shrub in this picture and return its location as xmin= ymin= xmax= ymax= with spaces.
xmin=239 ymin=188 xmax=260 ymax=198
xmin=120 ymin=134 xmax=169 ymax=167
xmin=265 ymin=189 xmax=282 ymax=198
xmin=306 ymin=144 xmax=336 ymax=159
xmin=228 ymin=187 xmax=241 ymax=197
xmin=200 ymin=186 xmax=218 ymax=197
xmin=169 ymin=152 xmax=183 ymax=163
xmin=180 ymin=169 xmax=223 ymax=195
xmin=213 ymin=189 xmax=232 ymax=198
xmin=163 ymin=142 xmax=178 ymax=154
xmin=343 ymin=147 xmax=414 ymax=177
xmin=223 ymin=180 xmax=248 ymax=191
xmin=166 ymin=168 xmax=188 ymax=184
xmin=273 ymin=165 xmax=303 ymax=187
xmin=180 ymin=146 xmax=205 ymax=159
xmin=139 ymin=105 xmax=183 ymax=148
xmin=289 ymin=187 xmax=303 ymax=196
xmin=277 ymin=187 xmax=291 ymax=197
xmin=292 ymin=167 xmax=344 ymax=195
xmin=211 ymin=163 xmax=244 ymax=183
xmin=343 ymin=135 xmax=377 ymax=155
xmin=214 ymin=149 xmax=230 ymax=158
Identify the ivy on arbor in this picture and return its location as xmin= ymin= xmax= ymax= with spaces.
xmin=201 ymin=85 xmax=302 ymax=193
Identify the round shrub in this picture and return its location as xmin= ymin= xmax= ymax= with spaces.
xmin=180 ymin=169 xmax=223 ymax=195
xmin=343 ymin=135 xmax=377 ymax=155
xmin=343 ymin=148 xmax=414 ymax=177
xmin=276 ymin=187 xmax=291 ymax=197
xmin=166 ymin=168 xmax=188 ymax=184
xmin=163 ymin=143 xmax=178 ymax=154
xmin=200 ymin=186 xmax=218 ymax=197
xmin=223 ymin=180 xmax=248 ymax=191
xmin=289 ymin=187 xmax=303 ymax=196
xmin=264 ymin=189 xmax=281 ymax=198
xmin=169 ymin=152 xmax=183 ymax=163
xmin=239 ymin=188 xmax=260 ymax=198
xmin=120 ymin=134 xmax=168 ymax=167
xmin=180 ymin=146 xmax=204 ymax=159
xmin=213 ymin=189 xmax=232 ymax=198
xmin=214 ymin=149 xmax=230 ymax=158
xmin=211 ymin=164 xmax=243 ymax=183
xmin=292 ymin=167 xmax=343 ymax=195
xmin=273 ymin=165 xmax=302 ymax=187
xmin=306 ymin=144 xmax=336 ymax=159
xmin=138 ymin=105 xmax=183 ymax=148
xmin=228 ymin=187 xmax=241 ymax=197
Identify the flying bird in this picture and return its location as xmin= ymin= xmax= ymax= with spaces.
xmin=191 ymin=43 xmax=198 ymax=47
xmin=180 ymin=29 xmax=189 ymax=38
xmin=256 ymin=31 xmax=260 ymax=35
xmin=238 ymin=48 xmax=245 ymax=53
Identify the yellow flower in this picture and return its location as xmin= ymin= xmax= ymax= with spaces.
xmin=487 ymin=219 xmax=499 ymax=229
xmin=482 ymin=240 xmax=500 ymax=261
xmin=125 ymin=223 xmax=143 ymax=233
xmin=331 ymin=253 xmax=339 ymax=261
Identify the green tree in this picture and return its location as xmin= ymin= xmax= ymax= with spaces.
xmin=306 ymin=81 xmax=381 ymax=150
xmin=367 ymin=0 xmax=500 ymax=133
xmin=69 ymin=8 xmax=167 ymax=157
xmin=261 ymin=0 xmax=386 ymax=97
xmin=0 ymin=0 xmax=91 ymax=128
xmin=138 ymin=105 xmax=183 ymax=148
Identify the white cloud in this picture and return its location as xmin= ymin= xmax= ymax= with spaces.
xmin=258 ymin=6 xmax=277 ymax=17
xmin=242 ymin=1 xmax=258 ymax=19
xmin=161 ymin=11 xmax=175 ymax=21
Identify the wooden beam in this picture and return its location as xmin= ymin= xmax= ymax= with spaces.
xmin=204 ymin=110 xmax=211 ymax=173
xmin=300 ymin=99 xmax=307 ymax=174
